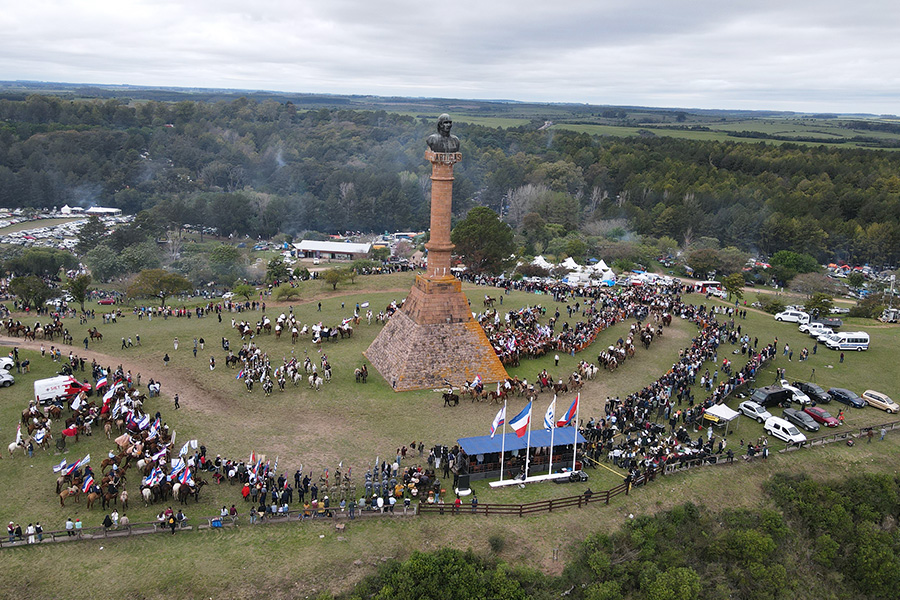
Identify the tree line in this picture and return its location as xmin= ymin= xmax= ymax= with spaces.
xmin=1 ymin=94 xmax=899 ymax=266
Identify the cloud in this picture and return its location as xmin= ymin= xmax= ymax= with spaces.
xmin=2 ymin=1 xmax=899 ymax=113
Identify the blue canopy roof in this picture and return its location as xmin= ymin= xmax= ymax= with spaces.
xmin=458 ymin=429 xmax=587 ymax=456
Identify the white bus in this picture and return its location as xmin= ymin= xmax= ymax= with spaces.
xmin=694 ymin=280 xmax=722 ymax=293
xmin=824 ymin=331 xmax=870 ymax=351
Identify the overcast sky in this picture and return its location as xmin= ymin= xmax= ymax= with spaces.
xmin=3 ymin=1 xmax=899 ymax=114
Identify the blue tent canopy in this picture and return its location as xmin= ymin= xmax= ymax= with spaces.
xmin=458 ymin=429 xmax=587 ymax=456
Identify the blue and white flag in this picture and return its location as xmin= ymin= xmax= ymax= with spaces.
xmin=136 ymin=413 xmax=151 ymax=430
xmin=180 ymin=440 xmax=191 ymax=456
xmin=489 ymin=406 xmax=505 ymax=438
xmin=35 ymin=429 xmax=46 ymax=445
xmin=52 ymin=458 xmax=68 ymax=473
xmin=544 ymin=396 xmax=557 ymax=430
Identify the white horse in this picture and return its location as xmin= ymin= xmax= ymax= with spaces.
xmin=308 ymin=374 xmax=323 ymax=391
xmin=7 ymin=440 xmax=26 ymax=457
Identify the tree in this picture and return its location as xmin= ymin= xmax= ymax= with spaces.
xmin=686 ymin=248 xmax=722 ymax=279
xmin=65 ymin=274 xmax=93 ymax=312
xmin=846 ymin=272 xmax=866 ymax=289
xmin=127 ymin=269 xmax=192 ymax=306
xmin=322 ymin=267 xmax=348 ymax=290
xmin=75 ymin=216 xmax=108 ymax=255
xmin=770 ymin=250 xmax=819 ymax=275
xmin=9 ymin=276 xmax=54 ymax=309
xmin=272 ymin=284 xmax=302 ymax=301
xmin=450 ymin=206 xmax=515 ymax=275
xmin=233 ymin=284 xmax=256 ymax=301
xmin=83 ymin=245 xmax=127 ymax=282
xmin=371 ymin=246 xmax=390 ymax=262
xmin=5 ymin=248 xmax=77 ymax=277
xmin=723 ymin=273 xmax=745 ymax=302
xmin=790 ymin=273 xmax=842 ymax=298
xmin=804 ymin=293 xmax=835 ymax=319
xmin=265 ymin=257 xmax=290 ymax=283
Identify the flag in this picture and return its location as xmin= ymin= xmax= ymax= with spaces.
xmin=190 ymin=439 xmax=198 ymax=450
xmin=544 ymin=396 xmax=557 ymax=430
xmin=556 ymin=393 xmax=579 ymax=427
xmin=16 ymin=423 xmax=23 ymax=445
xmin=236 ymin=369 xmax=245 ymax=379
xmin=136 ymin=413 xmax=151 ymax=430
xmin=249 ymin=451 xmax=256 ymax=465
xmin=489 ymin=406 xmax=506 ymax=438
xmin=77 ymin=454 xmax=91 ymax=468
xmin=52 ymin=459 xmax=68 ymax=473
xmin=71 ymin=395 xmax=83 ymax=411
xmin=82 ymin=476 xmax=94 ymax=494
xmin=96 ymin=374 xmax=107 ymax=388
xmin=508 ymin=402 xmax=532 ymax=438
xmin=273 ymin=456 xmax=278 ymax=473
xmin=35 ymin=429 xmax=46 ymax=445
xmin=179 ymin=467 xmax=192 ymax=486
xmin=180 ymin=440 xmax=191 ymax=456
xmin=473 ymin=374 xmax=482 ymax=387
xmin=360 ymin=301 xmax=369 ymax=308
xmin=151 ymin=447 xmax=167 ymax=462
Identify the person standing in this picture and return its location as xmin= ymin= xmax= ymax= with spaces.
xmin=881 ymin=426 xmax=887 ymax=441
xmin=174 ymin=394 xmax=180 ymax=410
xmin=65 ymin=518 xmax=74 ymax=537
xmin=840 ymin=352 xmax=844 ymax=363
xmin=173 ymin=337 xmax=179 ymax=351
xmin=26 ymin=523 xmax=35 ymax=544
xmin=35 ymin=522 xmax=42 ymax=543
xmin=164 ymin=353 xmax=170 ymax=367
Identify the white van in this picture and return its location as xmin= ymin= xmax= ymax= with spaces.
xmin=824 ymin=331 xmax=869 ymax=351
xmin=774 ymin=310 xmax=810 ymax=324
xmin=33 ymin=376 xmax=92 ymax=405
xmin=764 ymin=416 xmax=808 ymax=444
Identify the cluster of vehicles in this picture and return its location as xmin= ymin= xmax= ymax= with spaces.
xmin=0 ymin=356 xmax=16 ymax=387
xmin=773 ymin=308 xmax=870 ymax=351
xmin=735 ymin=380 xmax=897 ymax=444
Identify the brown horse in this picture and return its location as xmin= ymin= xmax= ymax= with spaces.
xmin=60 ymin=486 xmax=80 ymax=507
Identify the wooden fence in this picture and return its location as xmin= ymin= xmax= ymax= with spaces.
xmin=0 ymin=505 xmax=414 ymax=549
xmin=779 ymin=419 xmax=900 ymax=452
xmin=417 ymin=469 xmax=654 ymax=517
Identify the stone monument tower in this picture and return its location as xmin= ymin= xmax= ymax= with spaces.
xmin=365 ymin=115 xmax=508 ymax=391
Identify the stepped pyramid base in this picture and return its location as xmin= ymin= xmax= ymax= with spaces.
xmin=365 ymin=275 xmax=508 ymax=392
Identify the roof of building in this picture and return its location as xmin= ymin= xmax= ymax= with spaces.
xmin=293 ymin=240 xmax=372 ymax=253
xmin=457 ymin=429 xmax=586 ymax=456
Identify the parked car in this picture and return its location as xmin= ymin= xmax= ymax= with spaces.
xmin=793 ymin=381 xmax=830 ymax=404
xmin=749 ymin=385 xmax=793 ymax=409
xmin=0 ymin=357 xmax=14 ymax=371
xmin=779 ymin=380 xmax=812 ymax=406
xmin=861 ymin=390 xmax=899 ymax=414
xmin=782 ymin=408 xmax=820 ymax=432
xmin=0 ymin=370 xmax=14 ymax=387
xmin=798 ymin=321 xmax=825 ymax=334
xmin=775 ymin=310 xmax=810 ymax=324
xmin=828 ymin=387 xmax=866 ymax=409
xmin=222 ymin=292 xmax=235 ymax=300
xmin=764 ymin=416 xmax=808 ymax=444
xmin=98 ymin=298 xmax=116 ymax=305
xmin=807 ymin=326 xmax=834 ymax=339
xmin=804 ymin=406 xmax=840 ymax=427
xmin=738 ymin=400 xmax=772 ymax=423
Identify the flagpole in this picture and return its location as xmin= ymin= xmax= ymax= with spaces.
xmin=548 ymin=401 xmax=555 ymax=476
xmin=499 ymin=398 xmax=507 ymax=482
xmin=572 ymin=393 xmax=580 ymax=472
xmin=525 ymin=403 xmax=533 ymax=481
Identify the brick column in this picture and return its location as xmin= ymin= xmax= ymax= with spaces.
xmin=424 ymin=150 xmax=461 ymax=279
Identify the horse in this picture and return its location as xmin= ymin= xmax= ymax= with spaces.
xmin=354 ymin=365 xmax=368 ymax=383
xmin=309 ymin=374 xmax=323 ymax=391
xmin=89 ymin=328 xmax=103 ymax=342
xmin=141 ymin=486 xmax=154 ymax=506
xmin=60 ymin=486 xmax=80 ymax=507
xmin=120 ymin=489 xmax=129 ymax=511
xmin=7 ymin=440 xmax=25 ymax=457
xmin=442 ymin=392 xmax=459 ymax=407
xmin=86 ymin=491 xmax=101 ymax=510
xmin=483 ymin=295 xmax=496 ymax=307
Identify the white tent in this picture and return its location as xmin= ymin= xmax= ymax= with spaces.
xmin=532 ymin=255 xmax=554 ymax=270
xmin=560 ymin=257 xmax=582 ymax=271
xmin=703 ymin=403 xmax=741 ymax=435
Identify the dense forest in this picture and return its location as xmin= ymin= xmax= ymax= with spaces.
xmin=1 ymin=94 xmax=899 ymax=266
xmin=329 ymin=473 xmax=900 ymax=600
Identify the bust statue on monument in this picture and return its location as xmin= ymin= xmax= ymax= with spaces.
xmin=426 ymin=113 xmax=460 ymax=153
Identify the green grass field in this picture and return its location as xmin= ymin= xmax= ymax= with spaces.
xmin=1 ymin=276 xmax=898 ymax=598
